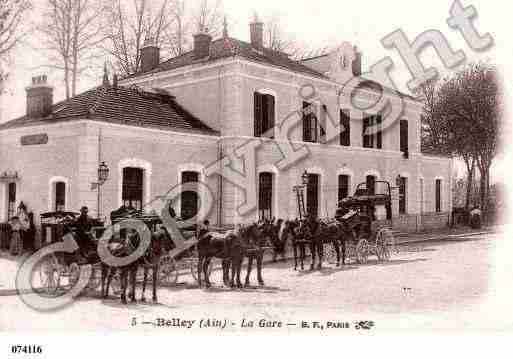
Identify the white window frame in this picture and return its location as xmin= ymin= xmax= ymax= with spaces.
xmin=48 ymin=176 xmax=71 ymax=212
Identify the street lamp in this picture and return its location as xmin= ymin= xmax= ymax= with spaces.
xmin=98 ymin=161 xmax=110 ymax=185
xmin=92 ymin=161 xmax=110 ymax=220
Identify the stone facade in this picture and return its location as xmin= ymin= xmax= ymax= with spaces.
xmin=0 ymin=48 xmax=453 ymax=233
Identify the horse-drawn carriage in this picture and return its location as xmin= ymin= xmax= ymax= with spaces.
xmin=332 ymin=180 xmax=396 ymax=264
xmin=35 ymin=211 xmax=106 ymax=296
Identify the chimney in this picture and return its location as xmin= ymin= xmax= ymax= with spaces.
xmin=140 ymin=38 xmax=160 ymax=72
xmin=250 ymin=20 xmax=264 ymax=52
xmin=193 ymin=32 xmax=212 ymax=59
xmin=352 ymin=47 xmax=362 ymax=76
xmin=26 ymin=75 xmax=53 ymax=118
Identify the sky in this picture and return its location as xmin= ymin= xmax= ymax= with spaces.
xmin=0 ymin=0 xmax=509 ymax=181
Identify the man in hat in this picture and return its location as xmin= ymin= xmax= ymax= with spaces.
xmin=74 ymin=206 xmax=96 ymax=259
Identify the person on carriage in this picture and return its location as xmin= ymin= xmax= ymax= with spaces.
xmin=74 ymin=206 xmax=98 ymax=261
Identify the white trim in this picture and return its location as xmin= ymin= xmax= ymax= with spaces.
xmin=48 ymin=176 xmax=70 ymax=212
xmin=257 ymin=164 xmax=280 ymax=220
xmin=363 ymin=169 xmax=381 ymax=179
xmin=419 ymin=176 xmax=425 ymax=215
xmin=176 ymin=163 xmax=206 ymax=220
xmin=0 ymin=119 xmax=219 ymax=142
xmin=118 ymin=158 xmax=152 ymax=208
xmin=256 ymin=88 xmax=277 ymax=97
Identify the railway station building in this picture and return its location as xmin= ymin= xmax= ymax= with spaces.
xmin=0 ymin=20 xmax=453 ymax=233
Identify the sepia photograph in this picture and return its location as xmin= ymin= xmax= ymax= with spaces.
xmin=0 ymin=0 xmax=511 ymax=355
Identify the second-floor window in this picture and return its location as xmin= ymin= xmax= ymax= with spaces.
xmin=400 ymin=119 xmax=409 ymax=155
xmin=340 ymin=109 xmax=350 ymax=146
xmin=254 ymin=92 xmax=275 ymax=138
xmin=362 ymin=115 xmax=382 ymax=149
xmin=303 ymin=101 xmax=318 ymax=143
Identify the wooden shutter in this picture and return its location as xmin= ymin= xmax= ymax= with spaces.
xmin=267 ymin=95 xmax=275 ymax=129
xmin=376 ymin=115 xmax=383 ymax=149
xmin=435 ymin=179 xmax=441 ymax=213
xmin=303 ymin=101 xmax=310 ymax=141
xmin=254 ymin=92 xmax=263 ymax=137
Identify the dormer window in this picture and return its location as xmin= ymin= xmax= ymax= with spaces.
xmin=254 ymin=92 xmax=275 ymax=138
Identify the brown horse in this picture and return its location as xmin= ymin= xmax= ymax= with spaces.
xmin=101 ymin=226 xmax=172 ymax=304
xmin=196 ymin=228 xmax=242 ymax=288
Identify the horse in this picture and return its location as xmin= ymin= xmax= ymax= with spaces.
xmin=196 ymin=228 xmax=242 ymax=288
xmin=289 ymin=218 xmax=344 ymax=270
xmin=240 ymin=223 xmax=269 ymax=287
xmin=261 ymin=218 xmax=288 ymax=262
xmin=101 ymin=226 xmax=172 ymax=304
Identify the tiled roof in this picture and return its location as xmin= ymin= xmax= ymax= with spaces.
xmin=0 ymin=85 xmax=218 ymax=135
xmin=130 ymin=37 xmax=327 ymax=79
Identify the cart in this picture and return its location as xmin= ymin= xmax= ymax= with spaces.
xmin=35 ymin=212 xmax=105 ymax=296
xmin=334 ymin=181 xmax=396 ymax=264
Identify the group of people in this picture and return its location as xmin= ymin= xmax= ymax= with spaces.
xmin=1 ymin=202 xmax=36 ymax=256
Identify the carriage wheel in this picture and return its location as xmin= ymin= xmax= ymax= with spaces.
xmin=158 ymin=256 xmax=178 ymax=286
xmin=37 ymin=255 xmax=61 ymax=296
xmin=190 ymin=258 xmax=214 ymax=284
xmin=355 ymin=238 xmax=369 ymax=264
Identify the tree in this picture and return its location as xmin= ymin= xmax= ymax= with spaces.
xmin=430 ymin=63 xmax=500 ymax=213
xmin=39 ymin=0 xmax=106 ymax=99
xmin=103 ymin=0 xmax=175 ymax=75
xmin=0 ymin=0 xmax=32 ymax=87
xmin=418 ymin=79 xmax=477 ymax=210
xmin=263 ymin=15 xmax=299 ymax=56
xmin=193 ymin=0 xmax=223 ymax=36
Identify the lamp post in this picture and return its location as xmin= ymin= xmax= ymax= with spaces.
xmin=91 ymin=161 xmax=110 ymax=220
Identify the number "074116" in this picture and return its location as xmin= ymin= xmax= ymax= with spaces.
xmin=11 ymin=345 xmax=42 ymax=354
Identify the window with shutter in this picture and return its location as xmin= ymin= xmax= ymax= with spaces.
xmin=303 ymin=101 xmax=318 ymax=142
xmin=340 ymin=109 xmax=350 ymax=146
xmin=258 ymin=172 xmax=273 ymax=220
xmin=400 ymin=119 xmax=409 ymax=154
xmin=254 ymin=92 xmax=263 ymax=137
xmin=254 ymin=92 xmax=275 ymax=138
